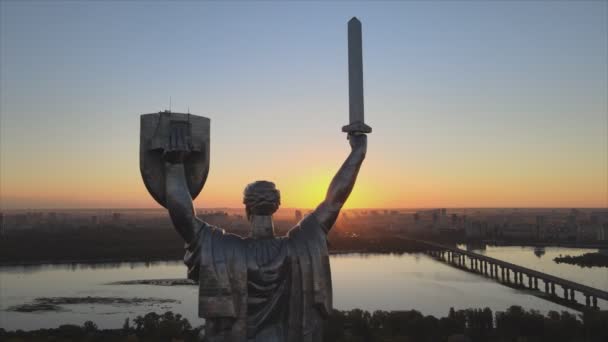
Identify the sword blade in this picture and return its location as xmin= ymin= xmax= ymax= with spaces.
xmin=348 ymin=17 xmax=364 ymax=125
xmin=343 ymin=17 xmax=371 ymax=134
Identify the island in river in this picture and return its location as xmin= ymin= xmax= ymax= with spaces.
xmin=554 ymin=252 xmax=608 ymax=268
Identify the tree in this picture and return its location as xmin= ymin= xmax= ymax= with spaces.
xmin=83 ymin=320 xmax=98 ymax=333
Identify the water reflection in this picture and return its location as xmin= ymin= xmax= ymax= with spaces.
xmin=534 ymin=247 xmax=545 ymax=258
xmin=1 ymin=249 xmax=606 ymax=331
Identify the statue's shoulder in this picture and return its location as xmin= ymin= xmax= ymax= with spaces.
xmin=287 ymin=213 xmax=326 ymax=240
xmin=196 ymin=220 xmax=247 ymax=247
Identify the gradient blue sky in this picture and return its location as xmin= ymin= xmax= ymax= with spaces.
xmin=1 ymin=1 xmax=607 ymax=209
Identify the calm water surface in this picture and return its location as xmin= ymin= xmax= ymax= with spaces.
xmin=1 ymin=247 xmax=606 ymax=330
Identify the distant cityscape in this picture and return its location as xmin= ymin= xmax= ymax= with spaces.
xmin=2 ymin=207 xmax=607 ymax=245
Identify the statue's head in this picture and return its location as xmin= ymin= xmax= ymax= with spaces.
xmin=243 ymin=181 xmax=281 ymax=237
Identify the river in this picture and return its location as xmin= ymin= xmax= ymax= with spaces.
xmin=1 ymin=247 xmax=606 ymax=330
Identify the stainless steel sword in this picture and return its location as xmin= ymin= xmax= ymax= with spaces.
xmin=342 ymin=17 xmax=372 ymax=134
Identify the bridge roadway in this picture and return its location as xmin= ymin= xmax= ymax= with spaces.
xmin=410 ymin=238 xmax=607 ymax=310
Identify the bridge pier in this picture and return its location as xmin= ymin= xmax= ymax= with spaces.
xmin=545 ymin=281 xmax=549 ymax=293
xmin=528 ymin=275 xmax=533 ymax=288
xmin=533 ymin=277 xmax=538 ymax=289
xmin=551 ymin=283 xmax=556 ymax=296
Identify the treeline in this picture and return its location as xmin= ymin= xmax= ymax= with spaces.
xmin=1 ymin=306 xmax=607 ymax=342
xmin=326 ymin=306 xmax=608 ymax=342
xmin=0 ymin=226 xmax=428 ymax=265
xmin=0 ymin=226 xmax=185 ymax=264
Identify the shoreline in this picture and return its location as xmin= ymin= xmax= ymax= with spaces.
xmin=1 ymin=243 xmax=605 ymax=267
xmin=0 ymin=250 xmax=388 ymax=267
xmin=0 ymin=256 xmax=183 ymax=267
xmin=482 ymin=241 xmax=605 ymax=249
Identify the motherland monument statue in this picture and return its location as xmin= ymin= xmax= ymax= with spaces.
xmin=140 ymin=18 xmax=371 ymax=342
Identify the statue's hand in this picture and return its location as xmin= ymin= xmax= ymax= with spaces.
xmin=163 ymin=121 xmax=191 ymax=164
xmin=348 ymin=133 xmax=367 ymax=154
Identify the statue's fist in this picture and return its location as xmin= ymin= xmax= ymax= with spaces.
xmin=163 ymin=121 xmax=192 ymax=164
xmin=348 ymin=133 xmax=367 ymax=153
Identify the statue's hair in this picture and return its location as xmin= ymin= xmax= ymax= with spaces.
xmin=243 ymin=181 xmax=281 ymax=219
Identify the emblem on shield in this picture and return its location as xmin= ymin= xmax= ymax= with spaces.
xmin=140 ymin=111 xmax=210 ymax=207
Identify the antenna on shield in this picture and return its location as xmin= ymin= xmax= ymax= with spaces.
xmin=169 ymin=96 xmax=172 ymax=112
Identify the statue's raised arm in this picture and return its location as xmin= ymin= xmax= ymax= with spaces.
xmin=313 ymin=133 xmax=367 ymax=232
xmin=163 ymin=124 xmax=203 ymax=244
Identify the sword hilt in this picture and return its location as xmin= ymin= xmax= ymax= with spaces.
xmin=342 ymin=121 xmax=372 ymax=134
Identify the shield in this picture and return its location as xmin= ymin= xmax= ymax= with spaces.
xmin=140 ymin=111 xmax=210 ymax=208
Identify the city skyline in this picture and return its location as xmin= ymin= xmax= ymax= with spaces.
xmin=1 ymin=1 xmax=607 ymax=210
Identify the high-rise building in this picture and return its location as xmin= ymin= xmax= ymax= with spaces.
xmin=295 ymin=210 xmax=302 ymax=222
xmin=465 ymin=221 xmax=482 ymax=238
xmin=432 ymin=211 xmax=439 ymax=224
xmin=112 ymin=212 xmax=122 ymax=223
xmin=597 ymin=223 xmax=608 ymax=241
xmin=535 ymin=215 xmax=545 ymax=240
xmin=47 ymin=212 xmax=57 ymax=225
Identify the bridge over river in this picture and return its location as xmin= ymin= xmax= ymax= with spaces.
xmin=411 ymin=239 xmax=607 ymax=311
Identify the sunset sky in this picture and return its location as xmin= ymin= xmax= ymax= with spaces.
xmin=1 ymin=1 xmax=607 ymax=210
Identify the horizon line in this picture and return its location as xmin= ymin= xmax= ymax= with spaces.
xmin=2 ymin=206 xmax=607 ymax=211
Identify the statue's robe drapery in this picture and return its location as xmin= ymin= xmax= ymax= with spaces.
xmin=184 ymin=214 xmax=332 ymax=342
